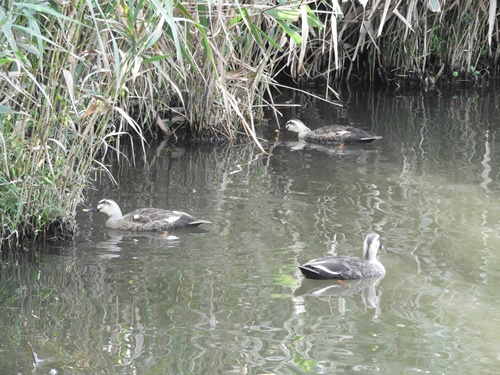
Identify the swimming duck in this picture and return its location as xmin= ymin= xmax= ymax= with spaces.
xmin=299 ymin=233 xmax=385 ymax=280
xmin=285 ymin=119 xmax=382 ymax=144
xmin=83 ymin=199 xmax=211 ymax=231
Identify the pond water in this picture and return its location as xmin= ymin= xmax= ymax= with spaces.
xmin=2 ymin=87 xmax=500 ymax=374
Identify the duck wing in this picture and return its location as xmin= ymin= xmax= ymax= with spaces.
xmin=123 ymin=208 xmax=211 ymax=230
xmin=299 ymin=256 xmax=366 ymax=280
xmin=163 ymin=210 xmax=211 ymax=228
xmin=124 ymin=208 xmax=171 ymax=223
xmin=307 ymin=126 xmax=343 ymax=143
xmin=306 ymin=125 xmax=355 ymax=144
xmin=340 ymin=126 xmax=382 ymax=143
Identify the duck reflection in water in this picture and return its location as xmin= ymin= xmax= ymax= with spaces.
xmin=294 ymin=276 xmax=384 ymax=309
xmin=285 ymin=140 xmax=381 ymax=155
xmin=90 ymin=232 xmax=181 ymax=259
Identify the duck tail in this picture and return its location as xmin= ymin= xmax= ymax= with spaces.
xmin=299 ymin=265 xmax=322 ymax=279
xmin=188 ymin=220 xmax=212 ymax=226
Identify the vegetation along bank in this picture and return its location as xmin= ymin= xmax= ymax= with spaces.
xmin=0 ymin=1 xmax=498 ymax=245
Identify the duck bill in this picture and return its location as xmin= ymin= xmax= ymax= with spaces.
xmin=82 ymin=207 xmax=99 ymax=212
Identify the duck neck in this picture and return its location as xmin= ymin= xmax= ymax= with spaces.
xmin=107 ymin=208 xmax=123 ymax=220
xmin=297 ymin=127 xmax=312 ymax=138
xmin=106 ymin=218 xmax=121 ymax=228
xmin=364 ymin=245 xmax=378 ymax=261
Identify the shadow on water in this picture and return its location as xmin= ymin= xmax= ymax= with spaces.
xmin=2 ymin=88 xmax=500 ymax=373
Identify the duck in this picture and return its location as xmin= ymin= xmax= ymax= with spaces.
xmin=285 ymin=119 xmax=382 ymax=144
xmin=83 ymin=199 xmax=211 ymax=231
xmin=299 ymin=233 xmax=385 ymax=280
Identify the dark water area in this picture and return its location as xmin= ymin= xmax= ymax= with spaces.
xmin=2 ymin=87 xmax=500 ymax=374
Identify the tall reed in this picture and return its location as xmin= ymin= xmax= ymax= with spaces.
xmin=293 ymin=0 xmax=499 ymax=85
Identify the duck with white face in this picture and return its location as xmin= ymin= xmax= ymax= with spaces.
xmin=285 ymin=119 xmax=382 ymax=145
xmin=83 ymin=199 xmax=211 ymax=231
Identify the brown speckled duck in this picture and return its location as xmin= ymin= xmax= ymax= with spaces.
xmin=84 ymin=199 xmax=211 ymax=231
xmin=285 ymin=119 xmax=382 ymax=144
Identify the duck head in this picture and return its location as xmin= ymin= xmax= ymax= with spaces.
xmin=84 ymin=199 xmax=123 ymax=219
xmin=285 ymin=119 xmax=311 ymax=135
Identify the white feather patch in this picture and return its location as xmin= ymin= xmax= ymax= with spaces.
xmin=310 ymin=264 xmax=341 ymax=276
xmin=164 ymin=215 xmax=181 ymax=224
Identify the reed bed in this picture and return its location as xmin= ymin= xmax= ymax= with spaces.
xmin=300 ymin=0 xmax=499 ymax=86
xmin=0 ymin=0 xmax=498 ymax=244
